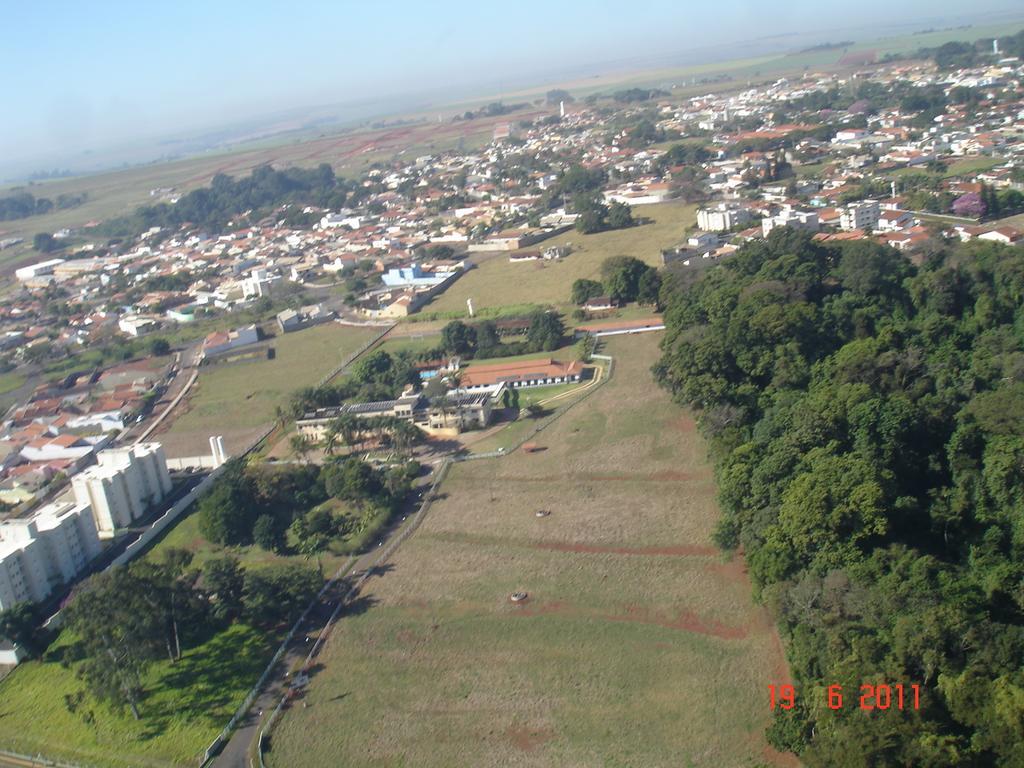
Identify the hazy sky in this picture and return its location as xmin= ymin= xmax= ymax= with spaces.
xmin=1 ymin=0 xmax=1020 ymax=169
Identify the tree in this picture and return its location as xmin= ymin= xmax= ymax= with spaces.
xmin=545 ymin=88 xmax=574 ymax=105
xmin=33 ymin=232 xmax=57 ymax=252
xmin=636 ymin=268 xmax=662 ymax=306
xmin=290 ymin=434 xmax=312 ymax=463
xmin=573 ymin=193 xmax=609 ymax=234
xmin=64 ymin=569 xmax=165 ymax=719
xmin=242 ymin=564 xmax=320 ymax=627
xmin=952 ymin=192 xmax=986 ymax=219
xmin=0 ymin=603 xmax=38 ymax=657
xmin=148 ymin=338 xmax=171 ymax=357
xmin=571 ymin=278 xmax=604 ymax=305
xmin=472 ymin=320 xmax=501 ymax=355
xmin=440 ymin=320 xmax=476 ymax=357
xmin=601 ymin=256 xmax=649 ymax=303
xmin=526 ymin=310 xmax=564 ymax=352
xmin=203 ymin=556 xmax=245 ymax=623
xmin=253 ymin=514 xmax=284 ymax=552
xmin=197 ymin=459 xmax=255 ymax=546
xmin=389 ymin=419 xmax=421 ymax=459
xmin=606 ymin=200 xmax=635 ymax=230
xmin=576 ymin=335 xmax=596 ymax=362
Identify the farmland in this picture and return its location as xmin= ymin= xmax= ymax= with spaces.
xmin=266 ymin=333 xmax=793 ymax=768
xmin=156 ymin=323 xmax=380 ymax=458
xmin=426 ymin=203 xmax=697 ymax=316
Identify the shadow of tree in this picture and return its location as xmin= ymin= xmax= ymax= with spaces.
xmin=135 ymin=626 xmax=275 ymax=740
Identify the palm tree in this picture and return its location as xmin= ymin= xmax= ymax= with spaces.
xmin=391 ymin=420 xmax=421 ymax=459
xmin=323 ymin=427 xmax=340 ymax=456
xmin=335 ymin=414 xmax=359 ymax=453
xmin=274 ymin=405 xmax=289 ymax=432
xmin=290 ymin=434 xmax=312 ymax=464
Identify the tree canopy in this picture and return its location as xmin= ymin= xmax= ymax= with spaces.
xmin=656 ymin=227 xmax=1024 ymax=766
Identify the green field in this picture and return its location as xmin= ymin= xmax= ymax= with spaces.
xmin=266 ymin=333 xmax=793 ymax=768
xmin=0 ymin=623 xmax=275 ymax=768
xmin=943 ymin=156 xmax=1002 ymax=177
xmin=426 ymin=203 xmax=696 ymax=316
xmin=157 ymin=323 xmax=379 ymax=458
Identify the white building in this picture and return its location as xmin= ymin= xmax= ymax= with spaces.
xmin=118 ymin=315 xmax=159 ymax=337
xmin=761 ymin=207 xmax=820 ymax=237
xmin=14 ymin=258 xmax=65 ymax=282
xmin=201 ymin=325 xmax=259 ymax=359
xmin=71 ymin=443 xmax=172 ymax=538
xmin=697 ymin=203 xmax=752 ymax=232
xmin=840 ymin=200 xmax=880 ymax=232
xmin=0 ymin=501 xmax=101 ymax=611
xmin=241 ymin=268 xmax=281 ymax=299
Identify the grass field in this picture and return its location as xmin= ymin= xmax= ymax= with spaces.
xmin=426 ymin=203 xmax=696 ymax=316
xmin=157 ymin=323 xmax=379 ymax=458
xmin=266 ymin=333 xmax=793 ymax=768
xmin=943 ymin=156 xmax=1001 ymax=177
xmin=0 ymin=623 xmax=276 ymax=768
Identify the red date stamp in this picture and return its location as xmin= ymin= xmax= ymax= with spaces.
xmin=769 ymin=683 xmax=921 ymax=711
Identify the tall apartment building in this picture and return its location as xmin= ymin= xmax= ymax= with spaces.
xmin=0 ymin=501 xmax=102 ymax=611
xmin=840 ymin=199 xmax=880 ymax=231
xmin=72 ymin=442 xmax=172 ymax=537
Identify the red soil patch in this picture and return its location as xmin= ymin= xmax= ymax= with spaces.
xmin=533 ymin=541 xmax=718 ymax=557
xmin=671 ymin=415 xmax=697 ymax=434
xmin=607 ymin=604 xmax=748 ymax=640
xmin=506 ymin=725 xmax=554 ymax=752
xmin=706 ymin=556 xmax=749 ymax=584
xmin=512 ymin=599 xmax=747 ymax=640
xmin=504 ymin=471 xmax=701 ymax=483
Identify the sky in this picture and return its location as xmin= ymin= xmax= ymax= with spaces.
xmin=1 ymin=0 xmax=1021 ymax=173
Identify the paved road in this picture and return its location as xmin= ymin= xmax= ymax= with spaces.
xmin=211 ymin=481 xmax=433 ymax=768
xmin=125 ymin=341 xmax=202 ymax=445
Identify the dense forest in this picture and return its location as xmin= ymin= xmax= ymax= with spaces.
xmin=654 ymin=228 xmax=1024 ymax=766
xmin=99 ymin=163 xmax=355 ymax=238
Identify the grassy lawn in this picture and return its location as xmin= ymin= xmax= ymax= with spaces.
xmin=0 ymin=624 xmax=276 ymax=768
xmin=157 ymin=323 xmax=379 ymax=457
xmin=266 ymin=333 xmax=793 ymax=768
xmin=425 ymin=202 xmax=696 ymax=317
xmin=464 ymin=347 xmax=577 ymax=369
xmin=796 ymin=161 xmax=832 ymax=178
xmin=943 ymin=156 xmax=1001 ymax=178
xmin=0 ymin=369 xmax=26 ymax=411
xmin=375 ymin=334 xmax=441 ymax=357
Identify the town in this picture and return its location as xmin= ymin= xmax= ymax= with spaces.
xmin=1 ymin=14 xmax=1024 ymax=768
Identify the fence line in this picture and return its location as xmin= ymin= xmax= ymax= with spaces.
xmin=316 ymin=324 xmax=396 ymax=388
xmin=0 ymin=747 xmax=94 ymax=768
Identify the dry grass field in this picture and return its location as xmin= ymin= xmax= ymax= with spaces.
xmin=425 ymin=203 xmax=697 ymax=316
xmin=266 ymin=333 xmax=794 ymax=768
